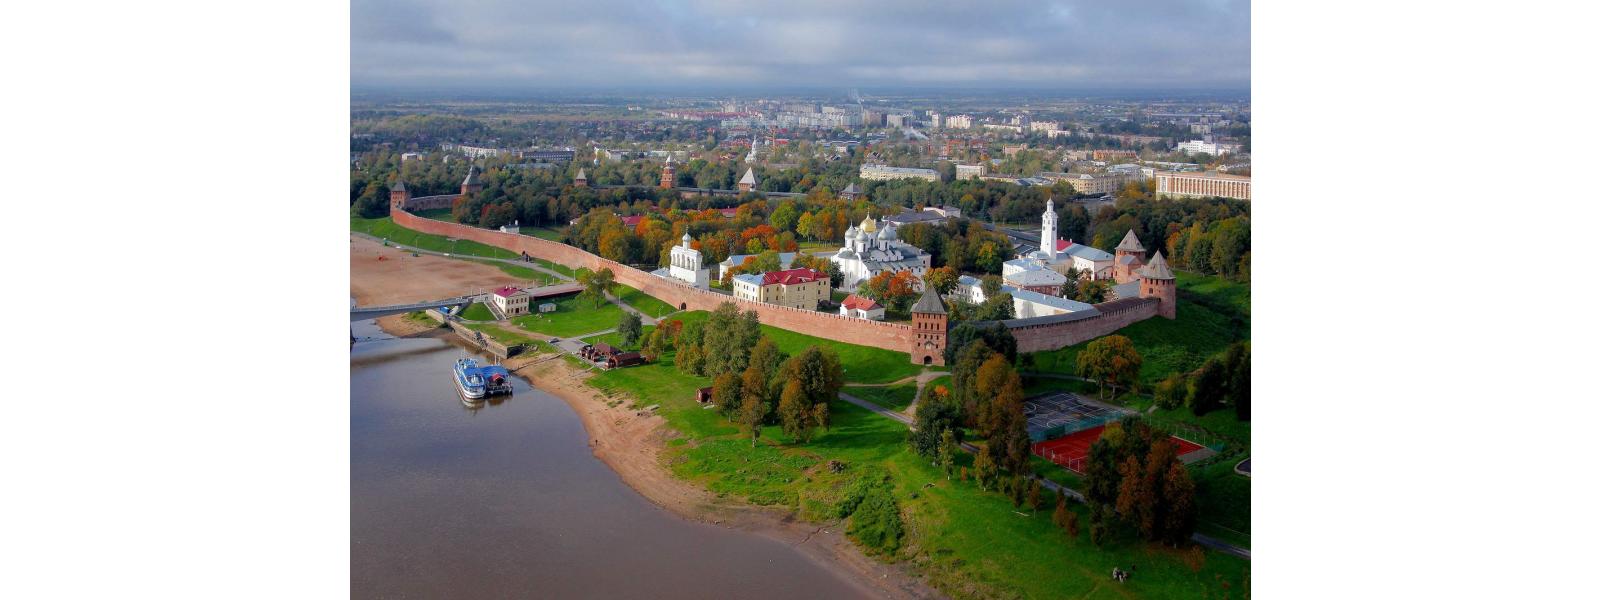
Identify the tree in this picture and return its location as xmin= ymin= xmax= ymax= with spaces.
xmin=922 ymin=266 xmax=959 ymax=296
xmin=858 ymin=271 xmax=920 ymax=313
xmin=1075 ymin=279 xmax=1111 ymax=304
xmin=617 ymin=312 xmax=643 ymax=348
xmin=778 ymin=379 xmax=816 ymax=442
xmin=938 ymin=428 xmax=958 ymax=480
xmin=738 ymin=386 xmax=769 ymax=447
xmin=577 ymin=267 xmax=616 ymax=308
xmin=711 ymin=371 xmax=743 ymax=420
xmin=776 ymin=347 xmax=844 ymax=444
xmin=1155 ymin=373 xmax=1187 ymax=410
xmin=979 ymin=274 xmax=1003 ymax=298
xmin=1224 ymin=342 xmax=1251 ymax=421
xmin=910 ymin=384 xmax=961 ymax=457
xmin=1027 ymin=479 xmax=1045 ymax=513
xmin=1188 ymin=358 xmax=1227 ymax=416
xmin=1076 ymin=335 xmax=1143 ymax=402
xmin=975 ymin=293 xmax=1015 ymax=321
xmin=973 ymin=445 xmax=998 ymax=491
xmin=943 ymin=322 xmax=1017 ymax=365
xmin=769 ymin=200 xmax=800 ymax=233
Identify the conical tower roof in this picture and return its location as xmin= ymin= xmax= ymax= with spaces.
xmin=1115 ymin=229 xmax=1145 ymax=252
xmin=391 ymin=179 xmax=406 ymax=192
xmin=841 ymin=182 xmax=861 ymax=195
xmin=575 ymin=167 xmax=586 ymax=180
xmin=740 ymin=167 xmax=757 ymax=185
xmin=911 ymin=285 xmax=947 ymax=315
xmin=1138 ymin=251 xmax=1174 ymax=280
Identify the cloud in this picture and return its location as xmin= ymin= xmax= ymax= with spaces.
xmin=352 ymin=0 xmax=1249 ymax=90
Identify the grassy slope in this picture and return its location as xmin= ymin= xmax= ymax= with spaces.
xmin=591 ymin=349 xmax=1249 ymax=598
xmin=582 ymin=325 xmax=657 ymax=352
xmin=1027 ymin=271 xmax=1250 ymax=386
xmin=351 ymin=216 xmax=520 ymax=259
xmin=671 ymin=311 xmax=925 ymax=385
xmin=844 ymin=383 xmax=918 ymax=412
xmin=458 ymin=302 xmax=496 ymax=321
xmin=615 ymin=284 xmax=677 ymax=318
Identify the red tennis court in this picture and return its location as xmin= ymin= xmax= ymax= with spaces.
xmin=1032 ymin=426 xmax=1207 ymax=473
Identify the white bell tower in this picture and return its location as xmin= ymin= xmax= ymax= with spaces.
xmin=1041 ymin=198 xmax=1058 ymax=261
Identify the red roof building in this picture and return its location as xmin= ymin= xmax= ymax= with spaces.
xmin=839 ymin=293 xmax=885 ymax=320
xmin=761 ymin=268 xmax=826 ymax=285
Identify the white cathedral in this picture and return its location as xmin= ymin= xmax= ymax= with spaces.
xmin=652 ymin=232 xmax=710 ymax=289
xmin=829 ymin=216 xmax=931 ymax=291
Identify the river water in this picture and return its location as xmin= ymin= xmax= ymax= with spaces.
xmin=350 ymin=320 xmax=872 ymax=598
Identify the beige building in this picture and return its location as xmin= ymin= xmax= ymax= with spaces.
xmin=731 ymin=268 xmax=832 ymax=310
xmin=1041 ymin=172 xmax=1136 ymax=195
xmin=1155 ymin=171 xmax=1252 ymax=200
xmin=490 ymin=286 xmax=530 ymax=317
xmin=860 ymin=164 xmax=939 ymax=182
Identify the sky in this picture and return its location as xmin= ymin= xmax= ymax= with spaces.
xmin=351 ymin=0 xmax=1250 ymax=93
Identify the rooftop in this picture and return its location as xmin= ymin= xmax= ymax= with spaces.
xmin=762 ymin=268 xmax=826 ymax=286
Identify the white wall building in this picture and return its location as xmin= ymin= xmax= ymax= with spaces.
xmin=828 ymin=217 xmax=931 ymax=291
xmin=662 ymin=232 xmax=710 ymax=288
xmin=860 ymin=164 xmax=939 ymax=182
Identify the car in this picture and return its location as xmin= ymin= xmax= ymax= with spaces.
xmin=443 ymin=253 xmax=451 ymax=257
xmin=548 ymin=338 xmax=560 ymax=343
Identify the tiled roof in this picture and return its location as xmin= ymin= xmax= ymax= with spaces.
xmin=762 ymin=268 xmax=826 ymax=285
xmin=911 ymin=286 xmax=947 ymax=315
xmin=740 ymin=168 xmax=757 ymax=185
xmin=1137 ymin=251 xmax=1174 ymax=280
xmin=841 ymin=294 xmax=882 ymax=310
xmin=492 ymin=286 xmax=523 ymax=298
xmin=1115 ymin=230 xmax=1145 ymax=252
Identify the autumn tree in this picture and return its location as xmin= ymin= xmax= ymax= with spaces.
xmin=738 ymin=383 xmax=770 ymax=447
xmin=909 ymin=384 xmax=962 ymax=457
xmin=973 ymin=444 xmax=998 ymax=491
xmin=922 ymin=266 xmax=960 ymax=296
xmin=711 ymin=371 xmax=743 ymax=421
xmin=1076 ymin=335 xmax=1143 ymax=402
xmin=938 ymin=428 xmax=959 ymax=480
xmin=774 ymin=346 xmax=844 ymax=443
xmin=1155 ymin=372 xmax=1188 ymax=410
xmin=858 ymin=270 xmax=920 ymax=313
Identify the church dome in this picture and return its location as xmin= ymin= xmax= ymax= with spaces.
xmin=859 ymin=216 xmax=878 ymax=234
xmin=879 ymin=223 xmax=898 ymax=241
xmin=835 ymin=248 xmax=857 ymax=260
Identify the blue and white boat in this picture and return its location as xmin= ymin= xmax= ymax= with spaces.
xmin=454 ymin=358 xmax=512 ymax=400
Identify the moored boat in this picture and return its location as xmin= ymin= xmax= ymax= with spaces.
xmin=454 ymin=358 xmax=513 ymax=400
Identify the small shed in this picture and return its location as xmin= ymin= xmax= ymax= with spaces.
xmin=539 ymin=302 xmax=557 ymax=313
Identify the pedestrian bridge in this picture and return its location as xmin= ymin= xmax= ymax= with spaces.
xmin=350 ymin=294 xmax=484 ymax=321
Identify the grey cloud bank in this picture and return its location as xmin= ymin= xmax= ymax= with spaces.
xmin=352 ymin=0 xmax=1249 ymax=91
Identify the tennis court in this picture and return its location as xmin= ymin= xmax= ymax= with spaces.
xmin=1023 ymin=392 xmax=1132 ymax=441
xmin=1032 ymin=425 xmax=1210 ymax=474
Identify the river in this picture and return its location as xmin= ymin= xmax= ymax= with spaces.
xmin=350 ymin=319 xmax=873 ymax=598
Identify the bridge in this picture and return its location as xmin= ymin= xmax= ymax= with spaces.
xmin=350 ymin=294 xmax=485 ymax=321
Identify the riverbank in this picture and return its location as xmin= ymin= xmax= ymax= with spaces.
xmin=351 ymin=235 xmax=524 ymax=306
xmin=370 ymin=317 xmax=935 ymax=598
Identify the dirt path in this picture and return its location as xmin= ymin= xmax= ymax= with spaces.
xmin=351 ymin=236 xmax=527 ymax=306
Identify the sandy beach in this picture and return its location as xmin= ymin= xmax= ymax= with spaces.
xmin=370 ymin=315 xmax=937 ymax=599
xmin=350 ymin=235 xmax=526 ymax=306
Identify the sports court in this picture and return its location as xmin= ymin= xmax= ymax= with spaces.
xmin=1025 ymin=392 xmax=1210 ymax=473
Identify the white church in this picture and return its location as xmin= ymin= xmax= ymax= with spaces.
xmin=1024 ymin=198 xmax=1115 ymax=280
xmin=651 ymin=231 xmax=710 ymax=289
xmin=828 ymin=216 xmax=931 ymax=291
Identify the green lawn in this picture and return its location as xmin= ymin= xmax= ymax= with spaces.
xmin=524 ymin=226 xmax=566 ymax=242
xmin=458 ymin=302 xmax=496 ymax=321
xmin=351 ymin=216 xmax=521 ymax=260
xmin=414 ymin=208 xmax=455 ymax=222
xmin=843 ymin=383 xmax=918 ymax=412
xmin=614 ymin=284 xmax=677 ymax=319
xmin=1026 ymin=270 xmax=1249 ymax=386
xmin=510 ymin=295 xmax=625 ymax=338
xmin=587 ymin=347 xmax=1250 ymax=598
xmin=671 ymin=311 xmax=925 ymax=384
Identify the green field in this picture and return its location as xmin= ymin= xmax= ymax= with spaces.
xmin=614 ymin=284 xmax=677 ymax=318
xmin=1027 ymin=270 xmax=1249 ymax=386
xmin=458 ymin=302 xmax=496 ymax=321
xmin=351 ymin=216 xmax=520 ymax=260
xmin=524 ymin=226 xmax=566 ymax=241
xmin=510 ymin=295 xmax=625 ymax=338
xmin=414 ymin=208 xmax=455 ymax=221
xmin=588 ymin=347 xmax=1249 ymax=598
xmin=670 ymin=311 xmax=927 ymax=384
xmin=843 ymin=383 xmax=918 ymax=412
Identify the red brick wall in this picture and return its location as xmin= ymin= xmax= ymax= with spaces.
xmin=402 ymin=194 xmax=459 ymax=212
xmin=1006 ymin=297 xmax=1161 ymax=353
xmin=393 ymin=208 xmax=918 ymax=353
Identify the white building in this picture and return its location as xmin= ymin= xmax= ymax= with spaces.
xmin=860 ymin=164 xmax=939 ymax=182
xmin=828 ymin=217 xmax=931 ymax=291
xmin=1175 ymin=139 xmax=1240 ymax=156
xmin=499 ymin=220 xmax=521 ymax=234
xmin=949 ymin=276 xmax=1100 ymax=320
xmin=657 ymin=232 xmax=710 ymax=288
xmin=955 ymin=163 xmax=987 ymax=179
xmin=839 ymin=294 xmax=886 ymax=321
xmin=1023 ymin=199 xmax=1115 ymax=279
xmin=946 ymin=115 xmax=974 ymax=129
xmin=1002 ymin=257 xmax=1068 ymax=293
xmin=490 ymin=286 xmax=530 ymax=317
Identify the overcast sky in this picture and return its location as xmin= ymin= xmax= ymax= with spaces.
xmin=352 ymin=0 xmax=1249 ymax=92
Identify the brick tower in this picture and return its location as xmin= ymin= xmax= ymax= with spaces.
xmin=461 ymin=165 xmax=483 ymax=196
xmin=738 ymin=167 xmax=757 ymax=193
xmin=1113 ymin=229 xmax=1146 ymax=283
xmin=389 ymin=179 xmax=410 ymax=211
xmin=909 ymin=286 xmax=948 ymax=366
xmin=659 ymin=154 xmax=676 ymax=189
xmin=574 ymin=167 xmax=588 ymax=188
xmin=1137 ymin=251 xmax=1177 ymax=319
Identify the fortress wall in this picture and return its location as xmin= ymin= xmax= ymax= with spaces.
xmin=393 ymin=207 xmax=916 ymax=352
xmin=1004 ymin=297 xmax=1161 ymax=353
xmin=404 ymin=194 xmax=459 ymax=211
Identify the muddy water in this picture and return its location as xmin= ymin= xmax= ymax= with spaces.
xmin=350 ymin=320 xmax=871 ymax=598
